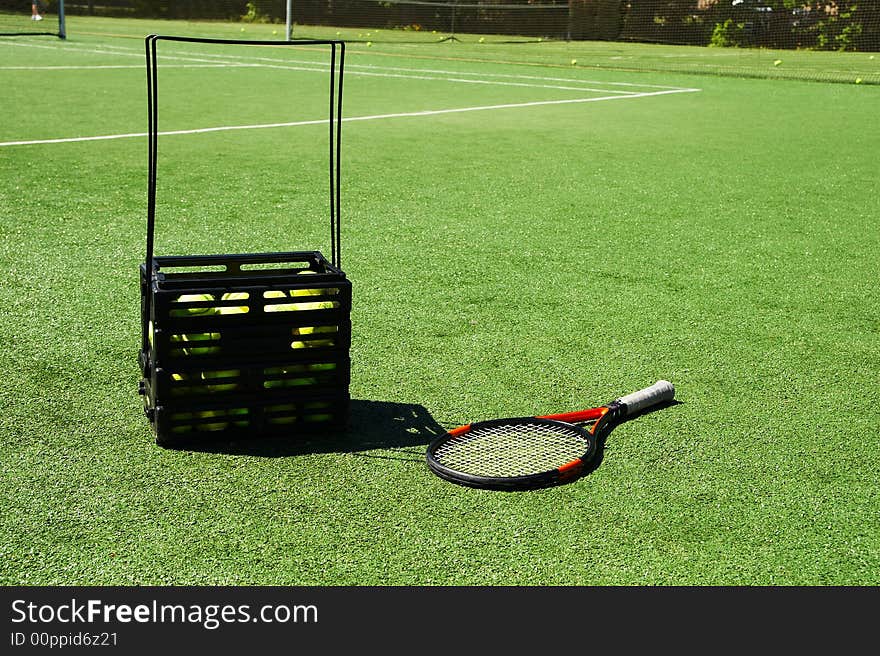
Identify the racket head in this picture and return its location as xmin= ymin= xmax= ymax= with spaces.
xmin=426 ymin=416 xmax=600 ymax=491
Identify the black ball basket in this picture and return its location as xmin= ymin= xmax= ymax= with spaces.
xmin=138 ymin=36 xmax=350 ymax=447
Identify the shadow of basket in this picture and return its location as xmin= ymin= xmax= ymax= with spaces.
xmin=176 ymin=399 xmax=448 ymax=458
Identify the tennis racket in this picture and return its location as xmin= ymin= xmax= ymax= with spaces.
xmin=426 ymin=380 xmax=675 ymax=490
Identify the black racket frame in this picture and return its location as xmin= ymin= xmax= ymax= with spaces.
xmin=426 ymin=405 xmax=624 ymax=491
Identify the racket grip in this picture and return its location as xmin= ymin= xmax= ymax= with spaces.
xmin=617 ymin=380 xmax=675 ymax=417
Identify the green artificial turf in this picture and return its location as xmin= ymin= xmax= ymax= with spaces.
xmin=1 ymin=18 xmax=878 ymax=585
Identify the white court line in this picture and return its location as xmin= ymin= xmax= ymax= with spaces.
xmin=258 ymin=62 xmax=641 ymax=94
xmin=0 ymin=39 xmax=694 ymax=93
xmin=73 ymin=41 xmax=700 ymax=90
xmin=0 ymin=41 xmax=263 ymax=67
xmin=1 ymin=58 xmax=638 ymax=93
xmin=0 ymin=88 xmax=700 ymax=148
xmin=0 ymin=43 xmax=634 ymax=93
xmin=169 ymin=50 xmax=695 ymax=90
xmin=0 ymin=64 xmax=253 ymax=70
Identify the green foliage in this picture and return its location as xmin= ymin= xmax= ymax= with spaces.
xmin=709 ymin=18 xmax=740 ymax=47
xmin=816 ymin=2 xmax=879 ymax=52
xmin=623 ymin=1 xmax=879 ymax=51
xmin=241 ymin=1 xmax=270 ymax=24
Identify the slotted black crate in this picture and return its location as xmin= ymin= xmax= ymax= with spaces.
xmin=139 ymin=36 xmax=349 ymax=447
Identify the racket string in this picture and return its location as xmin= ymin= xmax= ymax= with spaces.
xmin=432 ymin=421 xmax=589 ymax=478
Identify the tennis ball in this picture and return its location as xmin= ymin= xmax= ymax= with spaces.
xmin=366 ymin=41 xmax=372 ymax=47
xmin=229 ymin=407 xmax=249 ymax=429
xmin=855 ymin=78 xmax=863 ymax=84
xmin=773 ymin=59 xmax=782 ymax=66
xmin=201 ymin=369 xmax=239 ymax=393
xmin=291 ymin=326 xmax=336 ymax=350
xmin=265 ymin=365 xmax=307 ymax=375
xmin=264 ymin=289 xmax=290 ymax=312
xmin=196 ymin=410 xmax=228 ymax=431
xmin=176 ymin=332 xmax=220 ymax=356
xmin=272 ymin=30 xmax=278 ymax=35
xmin=171 ymin=293 xmax=216 ymax=317
xmin=265 ymin=289 xmax=335 ymax=312
xmin=264 ymin=376 xmax=317 ymax=389
xmin=291 ymin=339 xmax=334 ymax=349
xmin=269 ymin=415 xmax=298 ymax=425
xmin=264 ymin=365 xmax=313 ymax=388
xmin=869 ymin=55 xmax=875 ymax=60
xmin=202 ymin=369 xmax=238 ymax=379
xmin=220 ymin=291 xmax=249 ymax=315
xmin=479 ymin=37 xmax=485 ymax=43
xmin=303 ymin=301 xmax=335 ymax=311
xmin=570 ymin=59 xmax=577 ymax=66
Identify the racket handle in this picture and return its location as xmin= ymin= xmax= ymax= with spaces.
xmin=617 ymin=380 xmax=675 ymax=417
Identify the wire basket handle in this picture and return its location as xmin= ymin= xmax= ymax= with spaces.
xmin=144 ymin=34 xmax=345 ymax=269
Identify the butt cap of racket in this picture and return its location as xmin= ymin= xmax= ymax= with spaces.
xmin=616 ymin=380 xmax=675 ymax=417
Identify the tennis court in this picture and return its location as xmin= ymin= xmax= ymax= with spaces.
xmin=1 ymin=14 xmax=878 ymax=585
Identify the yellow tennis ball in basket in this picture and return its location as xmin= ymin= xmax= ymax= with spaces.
xmin=201 ymin=369 xmax=240 ymax=393
xmin=264 ymin=376 xmax=318 ymax=388
xmin=173 ymin=293 xmax=216 ymax=317
xmin=220 ymin=292 xmax=249 ymax=315
xmin=301 ymin=301 xmax=335 ymax=311
xmin=197 ymin=410 xmax=228 ymax=431
xmin=178 ymin=332 xmax=220 ymax=356
xmin=291 ymin=339 xmax=334 ymax=349
xmin=264 ymin=289 xmax=288 ymax=313
xmin=265 ymin=289 xmax=335 ymax=312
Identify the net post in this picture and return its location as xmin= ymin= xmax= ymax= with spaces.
xmin=285 ymin=0 xmax=293 ymax=41
xmin=58 ymin=0 xmax=66 ymax=39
